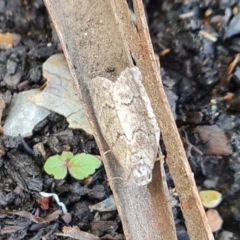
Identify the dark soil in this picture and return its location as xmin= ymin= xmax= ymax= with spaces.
xmin=1 ymin=0 xmax=240 ymax=239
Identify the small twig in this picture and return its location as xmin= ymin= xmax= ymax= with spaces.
xmin=181 ymin=130 xmax=203 ymax=156
xmin=0 ymin=97 xmax=5 ymax=135
xmin=220 ymin=54 xmax=240 ymax=87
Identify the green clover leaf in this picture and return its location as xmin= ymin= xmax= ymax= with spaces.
xmin=44 ymin=153 xmax=68 ymax=179
xmin=68 ymin=153 xmax=102 ymax=180
xmin=60 ymin=151 xmax=74 ymax=161
xmin=44 ymin=152 xmax=101 ymax=180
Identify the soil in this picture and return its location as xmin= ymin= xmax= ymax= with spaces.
xmin=1 ymin=0 xmax=240 ymax=239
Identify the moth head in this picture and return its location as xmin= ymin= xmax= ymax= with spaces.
xmin=131 ymin=162 xmax=153 ymax=186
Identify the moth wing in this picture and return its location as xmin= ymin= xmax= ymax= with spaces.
xmin=112 ymin=67 xmax=160 ymax=164
xmin=89 ymin=76 xmax=132 ymax=177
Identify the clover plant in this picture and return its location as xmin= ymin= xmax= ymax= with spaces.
xmin=44 ymin=151 xmax=101 ymax=180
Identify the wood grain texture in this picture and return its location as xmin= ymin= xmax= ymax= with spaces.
xmin=110 ymin=0 xmax=214 ymax=239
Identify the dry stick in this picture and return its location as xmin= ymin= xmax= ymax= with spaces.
xmin=220 ymin=53 xmax=240 ymax=87
xmin=43 ymin=0 xmax=176 ymax=239
xmin=111 ymin=0 xmax=214 ymax=239
xmin=0 ymin=97 xmax=5 ymax=135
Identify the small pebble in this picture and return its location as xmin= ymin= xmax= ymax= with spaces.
xmin=89 ymin=195 xmax=117 ymax=212
xmin=197 ymin=125 xmax=232 ymax=155
xmin=203 ymin=179 xmax=217 ymax=189
xmin=205 ymin=9 xmax=212 ymax=17
xmin=6 ymin=59 xmax=17 ymax=74
xmin=3 ymin=72 xmax=22 ymax=90
xmin=225 ymin=12 xmax=240 ymax=39
xmin=218 ymin=231 xmax=234 ymax=240
xmin=177 ymin=229 xmax=190 ymax=240
xmin=0 ymin=32 xmax=21 ymax=49
xmin=199 ymin=190 xmax=222 ymax=208
xmin=206 ymin=209 xmax=223 ymax=232
xmin=233 ymin=6 xmax=239 ymax=16
xmin=29 ymin=66 xmax=42 ymax=83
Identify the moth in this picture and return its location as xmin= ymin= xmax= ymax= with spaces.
xmin=89 ymin=67 xmax=160 ymax=186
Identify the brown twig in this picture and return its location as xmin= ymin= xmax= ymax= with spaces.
xmin=220 ymin=54 xmax=240 ymax=87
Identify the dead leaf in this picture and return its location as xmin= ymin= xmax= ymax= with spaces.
xmin=0 ymin=209 xmax=62 ymax=224
xmin=40 ymin=209 xmax=62 ymax=223
xmin=61 ymin=212 xmax=72 ymax=224
xmin=0 ymin=225 xmax=24 ymax=234
xmin=55 ymin=226 xmax=100 ymax=240
xmin=29 ymin=54 xmax=92 ymax=134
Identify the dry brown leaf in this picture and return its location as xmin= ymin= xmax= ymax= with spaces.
xmin=61 ymin=212 xmax=72 ymax=224
xmin=55 ymin=226 xmax=100 ymax=240
xmin=0 ymin=225 xmax=24 ymax=234
xmin=0 ymin=209 xmax=62 ymax=224
xmin=39 ymin=209 xmax=62 ymax=223
xmin=29 ymin=54 xmax=92 ymax=134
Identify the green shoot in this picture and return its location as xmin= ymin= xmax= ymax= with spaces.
xmin=44 ymin=151 xmax=101 ymax=180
